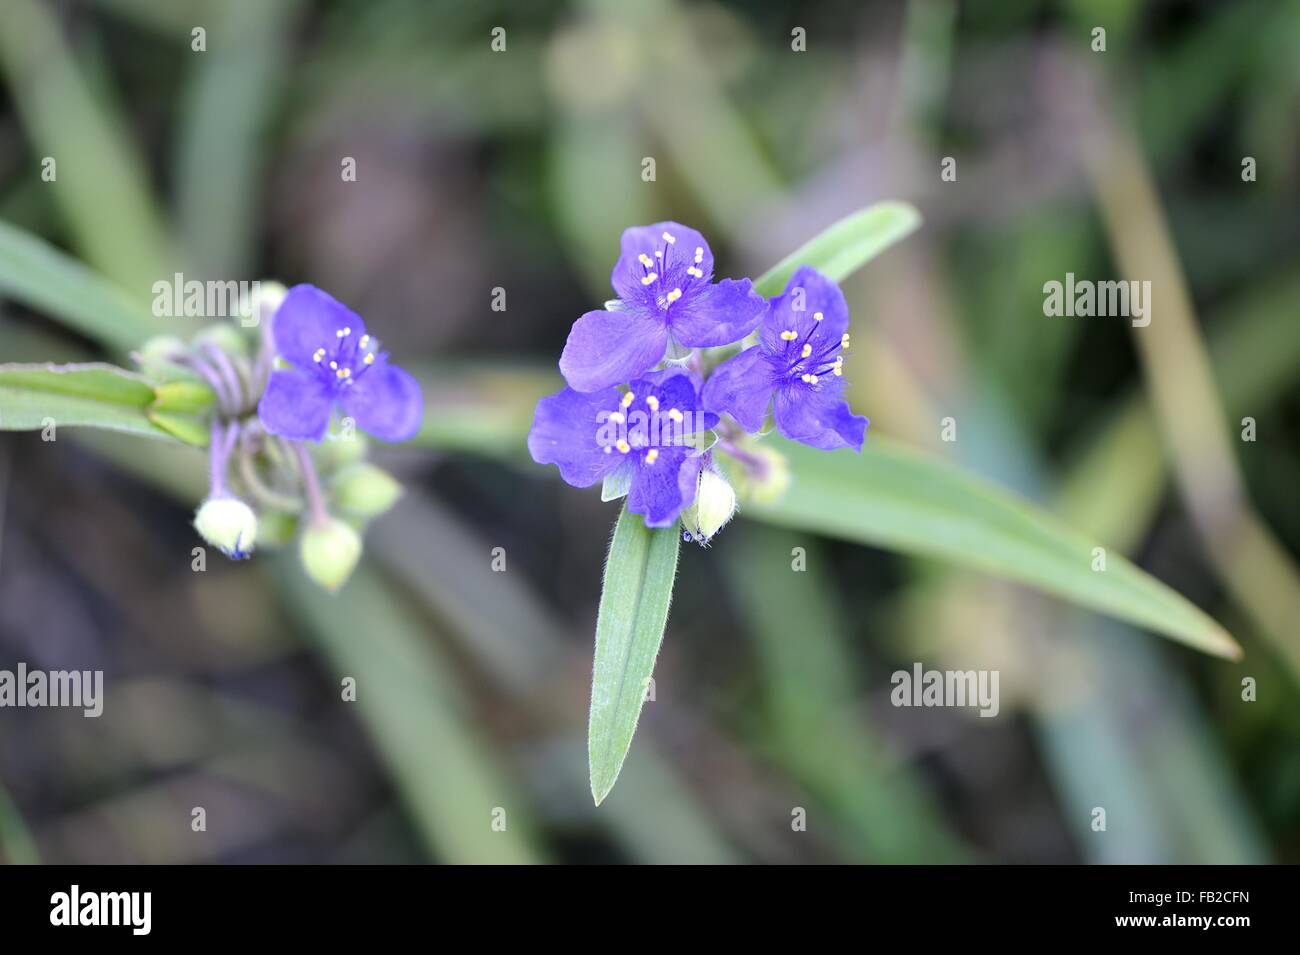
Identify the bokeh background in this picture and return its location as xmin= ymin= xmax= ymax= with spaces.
xmin=1 ymin=0 xmax=1298 ymax=863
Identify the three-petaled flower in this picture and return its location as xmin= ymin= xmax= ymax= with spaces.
xmin=559 ymin=223 xmax=765 ymax=393
xmin=528 ymin=369 xmax=716 ymax=527
xmin=258 ymin=285 xmax=423 ymax=443
xmin=702 ymin=266 xmax=867 ymax=451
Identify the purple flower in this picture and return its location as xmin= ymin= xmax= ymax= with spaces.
xmin=559 ymin=222 xmax=765 ymax=393
xmin=258 ymin=285 xmax=423 ymax=443
xmin=702 ymin=266 xmax=867 ymax=451
xmin=527 ymin=369 xmax=718 ymax=527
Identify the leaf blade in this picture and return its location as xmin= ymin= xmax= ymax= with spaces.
xmin=0 ymin=361 xmax=181 ymax=442
xmin=752 ymin=201 xmax=922 ymax=297
xmin=748 ymin=437 xmax=1241 ymax=660
xmin=588 ymin=505 xmax=681 ymax=805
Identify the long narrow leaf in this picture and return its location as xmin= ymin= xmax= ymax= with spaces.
xmin=589 ymin=505 xmax=681 ymax=805
xmin=753 ymin=201 xmax=922 ymax=297
xmin=747 ymin=437 xmax=1241 ymax=660
xmin=0 ymin=361 xmax=177 ymax=441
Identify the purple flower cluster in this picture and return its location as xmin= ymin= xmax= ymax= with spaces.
xmin=529 ymin=222 xmax=868 ymax=529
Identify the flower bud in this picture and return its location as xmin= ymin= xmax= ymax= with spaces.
xmin=299 ymin=518 xmax=362 ymax=592
xmin=721 ymin=443 xmax=790 ymax=505
xmin=194 ymin=322 xmax=252 ymax=358
xmin=681 ymin=467 xmax=737 ymax=545
xmin=153 ymin=380 xmax=216 ymax=413
xmin=135 ymin=335 xmax=189 ymax=380
xmin=194 ymin=496 xmax=258 ymax=559
xmin=331 ymin=463 xmax=403 ymax=518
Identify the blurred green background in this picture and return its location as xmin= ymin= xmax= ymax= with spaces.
xmin=1 ymin=0 xmax=1298 ymax=863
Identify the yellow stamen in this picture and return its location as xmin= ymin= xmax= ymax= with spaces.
xmin=646 ymin=395 xmax=660 ymax=412
xmin=616 ymin=439 xmax=631 ymax=454
xmin=337 ymin=326 xmax=351 ymax=338
xmin=621 ymin=391 xmax=635 ymax=408
xmin=645 ymin=448 xmax=659 ymax=465
xmin=841 ymin=333 xmax=851 ymax=350
xmin=801 ymin=343 xmax=812 ymax=358
xmin=813 ymin=311 xmax=824 ymax=322
xmin=364 ymin=353 xmax=375 ymax=365
xmin=638 ymin=253 xmax=653 ymax=267
xmin=329 ymin=361 xmax=338 ymax=370
xmin=662 ymin=231 xmax=676 ymax=244
xmin=641 ymin=273 xmax=658 ymax=285
xmin=313 ymin=348 xmax=326 ymax=363
xmin=780 ymin=330 xmax=798 ymax=341
xmin=694 ymin=247 xmax=704 ymax=263
xmin=667 ymin=408 xmax=684 ymax=423
xmin=336 ymin=368 xmax=351 ymax=379
xmin=665 ymin=288 xmax=682 ymax=304
xmin=609 ymin=411 xmax=625 ymax=424
xmin=686 ymin=267 xmax=703 ymax=278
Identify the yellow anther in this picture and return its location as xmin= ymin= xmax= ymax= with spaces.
xmin=638 ymin=253 xmax=653 ymax=267
xmin=667 ymin=408 xmax=684 ymax=423
xmin=780 ymin=329 xmax=798 ymax=341
xmin=616 ymin=439 xmax=631 ymax=454
xmin=813 ymin=311 xmax=824 ymax=322
xmin=313 ymin=348 xmax=326 ymax=363
xmin=329 ymin=361 xmax=338 ymax=370
xmin=336 ymin=368 xmax=351 ymax=379
xmin=621 ymin=391 xmax=635 ymax=408
xmin=840 ymin=333 xmax=851 ymax=350
xmin=662 ymin=231 xmax=676 ymax=244
xmin=694 ymin=247 xmax=704 ymax=263
xmin=646 ymin=395 xmax=660 ymax=412
xmin=833 ymin=365 xmax=843 ymax=376
xmin=364 ymin=353 xmax=376 ymax=365
xmin=666 ymin=288 xmax=682 ymax=304
xmin=686 ymin=267 xmax=703 ymax=278
xmin=801 ymin=343 xmax=813 ymax=358
xmin=645 ymin=448 xmax=659 ymax=465
xmin=359 ymin=334 xmax=370 ymax=349
xmin=609 ymin=411 xmax=625 ymax=424
xmin=337 ymin=326 xmax=351 ymax=338
xmin=641 ymin=273 xmax=658 ymax=285
xmin=801 ymin=374 xmax=813 ymax=384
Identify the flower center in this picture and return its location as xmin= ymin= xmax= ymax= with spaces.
xmin=311 ymin=327 xmax=379 ymax=388
xmin=774 ymin=314 xmax=847 ymax=385
xmin=601 ymin=389 xmax=687 ymax=464
xmin=635 ymin=231 xmax=708 ymax=310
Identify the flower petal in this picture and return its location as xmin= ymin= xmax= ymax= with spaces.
xmin=627 ymin=447 xmax=702 ymax=527
xmin=272 ymin=284 xmax=367 ymax=368
xmin=558 ymin=307 xmax=668 ymax=393
xmin=258 ymin=367 xmax=335 ymax=442
xmin=668 ymin=278 xmax=766 ymax=348
xmin=701 ymin=346 xmax=775 ymax=433
xmin=760 ymin=265 xmax=850 ymax=354
xmin=611 ymin=222 xmax=714 ymax=308
xmin=772 ymin=381 xmax=868 ymax=451
xmin=527 ymin=385 xmax=625 ymax=488
xmin=339 ymin=362 xmax=424 ymax=442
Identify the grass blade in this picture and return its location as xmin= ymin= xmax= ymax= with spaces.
xmin=0 ymin=361 xmax=180 ymax=441
xmin=589 ymin=505 xmax=681 ymax=805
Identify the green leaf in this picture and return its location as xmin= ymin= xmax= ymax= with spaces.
xmin=752 ymin=201 xmax=922 ymax=298
xmin=0 ymin=220 xmax=155 ymax=352
xmin=0 ymin=361 xmax=181 ymax=442
xmin=589 ymin=505 xmax=681 ymax=805
xmin=747 ymin=437 xmax=1242 ymax=661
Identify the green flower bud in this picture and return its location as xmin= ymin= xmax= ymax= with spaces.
xmin=194 ymin=322 xmax=252 ymax=358
xmin=681 ymin=467 xmax=737 ymax=545
xmin=153 ymin=380 xmax=216 ymax=414
xmin=135 ymin=335 xmax=192 ymax=381
xmin=312 ymin=424 xmax=368 ymax=471
xmin=719 ymin=443 xmax=790 ymax=506
xmin=299 ymin=518 xmax=362 ymax=592
xmin=331 ymin=463 xmax=403 ymax=518
xmin=194 ymin=496 xmax=258 ymax=558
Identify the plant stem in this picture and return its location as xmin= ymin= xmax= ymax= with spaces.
xmin=291 ymin=441 xmax=329 ymax=526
